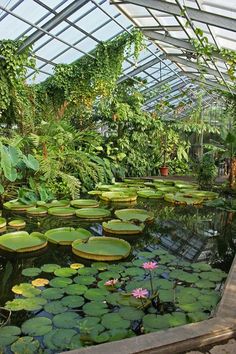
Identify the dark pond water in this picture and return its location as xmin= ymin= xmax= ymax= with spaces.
xmin=0 ymin=199 xmax=235 ymax=308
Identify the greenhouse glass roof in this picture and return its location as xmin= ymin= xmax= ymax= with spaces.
xmin=0 ymin=0 xmax=233 ymax=111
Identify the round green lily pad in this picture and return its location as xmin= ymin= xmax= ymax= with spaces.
xmin=8 ymin=219 xmax=26 ymax=228
xmin=41 ymin=288 xmax=64 ymax=300
xmin=49 ymin=277 xmax=73 ymax=287
xmin=65 ymin=284 xmax=88 ymax=295
xmin=84 ymin=288 xmax=109 ymax=301
xmin=164 ymin=193 xmax=203 ymax=205
xmin=115 ymin=209 xmax=154 ymax=223
xmin=45 ymin=227 xmax=91 ymax=245
xmin=91 ymin=262 xmax=108 ymax=270
xmin=71 ymin=199 xmax=99 ymax=208
xmin=44 ymin=300 xmax=68 ymax=314
xmin=83 ymin=301 xmax=109 ymax=317
xmin=75 ymin=208 xmax=111 ymax=219
xmin=51 ymin=328 xmax=77 ymax=350
xmin=188 ymin=312 xmax=209 ymax=322
xmin=77 ymin=267 xmax=98 ymax=276
xmin=73 ymin=275 xmax=96 ymax=285
xmin=11 ymin=336 xmax=40 ymax=354
xmin=199 ymin=270 xmax=227 ymax=282
xmin=103 ymin=219 xmax=144 ymax=235
xmin=101 ymin=313 xmax=130 ymax=329
xmin=168 ymin=312 xmax=187 ymax=327
xmin=137 ymin=190 xmax=163 ymax=199
xmin=61 ymin=295 xmax=85 ymax=308
xmin=119 ymin=306 xmax=144 ymax=320
xmin=0 ymin=326 xmax=21 ymax=346
xmin=41 ymin=263 xmax=61 ymax=273
xmin=22 ymin=267 xmax=42 ymax=277
xmin=100 ymin=191 xmax=137 ymax=202
xmin=0 ymin=217 xmax=6 ymax=228
xmin=54 ymin=267 xmax=77 ymax=277
xmin=195 ymin=279 xmax=216 ymax=288
xmin=22 ymin=317 xmax=52 ymax=336
xmin=72 ymin=236 xmax=131 ymax=261
xmin=52 ymin=312 xmax=80 ymax=329
xmin=143 ymin=314 xmax=170 ymax=330
xmin=0 ymin=231 xmax=47 ymax=252
xmin=26 ymin=206 xmax=48 ymax=216
xmin=48 ymin=207 xmax=76 ymax=217
xmin=78 ymin=317 xmax=101 ymax=332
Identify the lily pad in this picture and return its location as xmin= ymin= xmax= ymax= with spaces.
xmin=143 ymin=314 xmax=170 ymax=330
xmin=119 ymin=306 xmax=144 ymax=320
xmin=41 ymin=263 xmax=61 ymax=273
xmin=5 ymin=297 xmax=47 ymax=311
xmin=61 ymin=295 xmax=85 ymax=308
xmin=72 ymin=236 xmax=131 ymax=261
xmin=65 ymin=284 xmax=88 ymax=295
xmin=45 ymin=227 xmax=91 ymax=245
xmin=49 ymin=277 xmax=73 ymax=287
xmin=188 ymin=312 xmax=209 ymax=322
xmin=74 ymin=275 xmax=96 ymax=285
xmin=44 ymin=301 xmax=68 ymax=314
xmin=84 ymin=288 xmax=109 ymax=301
xmin=51 ymin=329 xmax=77 ymax=350
xmin=54 ymin=267 xmax=77 ymax=277
xmin=0 ymin=326 xmax=21 ymax=346
xmin=137 ymin=190 xmax=163 ymax=199
xmin=91 ymin=262 xmax=108 ymax=271
xmin=44 ymin=200 xmax=70 ymax=208
xmin=22 ymin=267 xmax=42 ymax=277
xmin=103 ymin=219 xmax=144 ymax=235
xmin=101 ymin=313 xmax=130 ymax=329
xmin=100 ymin=191 xmax=137 ymax=202
xmin=8 ymin=219 xmax=26 ymax=228
xmin=164 ymin=193 xmax=203 ymax=205
xmin=83 ymin=301 xmax=109 ymax=316
xmin=178 ymin=302 xmax=203 ymax=312
xmin=0 ymin=217 xmax=6 ymax=228
xmin=22 ymin=317 xmax=52 ymax=336
xmin=71 ymin=199 xmax=99 ymax=208
xmin=195 ymin=279 xmax=216 ymax=288
xmin=199 ymin=270 xmax=227 ymax=282
xmin=77 ymin=267 xmax=98 ymax=276
xmin=115 ymin=209 xmax=154 ymax=223
xmin=75 ymin=208 xmax=111 ymax=219
xmin=12 ymin=283 xmax=41 ymax=297
xmin=11 ymin=336 xmax=40 ymax=354
xmin=52 ymin=312 xmax=80 ymax=329
xmin=48 ymin=207 xmax=76 ymax=217
xmin=41 ymin=288 xmax=64 ymax=300
xmin=0 ymin=231 xmax=47 ymax=252
xmin=31 ymin=278 xmax=49 ymax=287
xmin=4 ymin=200 xmax=35 ymax=211
xmin=26 ymin=206 xmax=48 ymax=216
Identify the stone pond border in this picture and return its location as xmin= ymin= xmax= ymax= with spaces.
xmin=62 ymin=255 xmax=236 ymax=354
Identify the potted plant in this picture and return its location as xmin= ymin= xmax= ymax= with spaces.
xmin=160 ymin=148 xmax=169 ymax=176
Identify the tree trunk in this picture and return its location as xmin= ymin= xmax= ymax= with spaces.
xmin=229 ymin=158 xmax=236 ymax=188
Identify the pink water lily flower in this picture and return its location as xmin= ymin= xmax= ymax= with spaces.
xmin=142 ymin=261 xmax=158 ymax=270
xmin=104 ymin=279 xmax=118 ymax=286
xmin=132 ymin=288 xmax=149 ymax=299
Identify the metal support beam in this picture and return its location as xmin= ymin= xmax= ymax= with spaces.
xmin=117 ymin=57 xmax=161 ymax=83
xmin=118 ymin=0 xmax=236 ymax=32
xmin=144 ymin=81 xmax=188 ymax=105
xmin=142 ymin=74 xmax=179 ymax=94
xmin=179 ymin=72 xmax=236 ymax=93
xmin=18 ymin=0 xmax=90 ymax=52
xmin=143 ymin=30 xmax=195 ymax=52
xmin=163 ymin=55 xmax=231 ymax=82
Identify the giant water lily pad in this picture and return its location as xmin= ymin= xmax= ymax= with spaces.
xmin=44 ymin=200 xmax=70 ymax=208
xmin=75 ymin=208 xmax=111 ymax=219
xmin=137 ymin=190 xmax=164 ymax=199
xmin=71 ymin=199 xmax=99 ymax=208
xmin=0 ymin=231 xmax=47 ymax=252
xmin=26 ymin=206 xmax=48 ymax=216
xmin=164 ymin=193 xmax=203 ymax=205
xmin=22 ymin=317 xmax=52 ymax=336
xmin=0 ymin=217 xmax=6 ymax=228
xmin=45 ymin=227 xmax=91 ymax=245
xmin=102 ymin=219 xmax=144 ymax=235
xmin=115 ymin=209 xmax=154 ymax=223
xmin=100 ymin=191 xmax=137 ymax=202
xmin=183 ymin=190 xmax=218 ymax=200
xmin=48 ymin=207 xmax=75 ymax=217
xmin=8 ymin=219 xmax=26 ymax=228
xmin=4 ymin=200 xmax=35 ymax=211
xmin=72 ymin=236 xmax=131 ymax=261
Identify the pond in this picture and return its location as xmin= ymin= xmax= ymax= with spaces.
xmin=0 ymin=197 xmax=235 ymax=353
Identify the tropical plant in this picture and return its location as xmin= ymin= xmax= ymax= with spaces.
xmin=197 ymin=153 xmax=217 ymax=189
